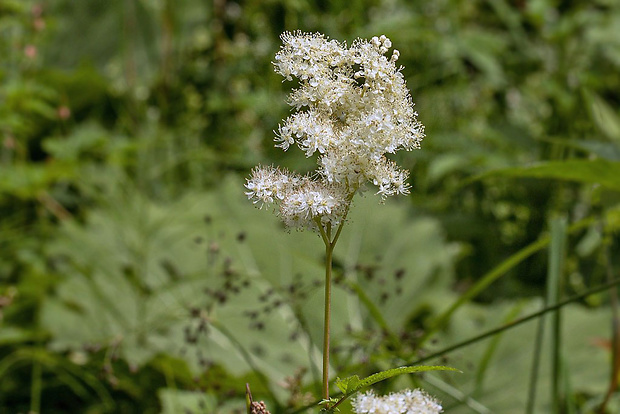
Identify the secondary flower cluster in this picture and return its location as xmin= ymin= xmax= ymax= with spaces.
xmin=246 ymin=31 xmax=424 ymax=231
xmin=351 ymin=389 xmax=442 ymax=414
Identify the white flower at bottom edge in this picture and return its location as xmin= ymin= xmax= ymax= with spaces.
xmin=351 ymin=389 xmax=442 ymax=414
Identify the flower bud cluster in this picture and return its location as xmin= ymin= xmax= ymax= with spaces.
xmin=352 ymin=389 xmax=442 ymax=414
xmin=246 ymin=32 xmax=424 ymax=231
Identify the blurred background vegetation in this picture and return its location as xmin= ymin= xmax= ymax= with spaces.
xmin=1 ymin=0 xmax=619 ymax=412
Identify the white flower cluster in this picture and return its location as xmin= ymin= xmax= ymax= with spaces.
xmin=351 ymin=389 xmax=442 ymax=414
xmin=245 ymin=165 xmax=347 ymax=230
xmin=246 ymin=31 xmax=424 ymax=231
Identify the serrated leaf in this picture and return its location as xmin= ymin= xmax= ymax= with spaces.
xmin=335 ymin=375 xmax=360 ymax=394
xmin=348 ymin=365 xmax=460 ymax=396
xmin=41 ymin=176 xmax=319 ymax=388
xmin=41 ymin=175 xmax=461 ymax=406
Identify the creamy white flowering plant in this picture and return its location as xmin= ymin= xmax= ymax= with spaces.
xmin=245 ymin=31 xmax=424 ymax=232
xmin=245 ymin=32 xmax=453 ymax=413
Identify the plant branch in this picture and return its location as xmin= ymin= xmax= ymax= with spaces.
xmin=317 ymin=219 xmax=330 ymax=246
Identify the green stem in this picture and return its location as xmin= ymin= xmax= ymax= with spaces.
xmin=317 ymin=193 xmax=354 ymax=406
xmin=323 ymin=240 xmax=334 ymax=401
xmin=246 ymin=383 xmax=253 ymax=414
xmin=30 ymin=357 xmax=42 ymax=414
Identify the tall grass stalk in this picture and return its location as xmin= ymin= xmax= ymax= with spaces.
xmin=601 ymin=222 xmax=620 ymax=412
xmin=548 ymin=217 xmax=567 ymax=413
xmin=411 ymin=276 xmax=620 ymax=367
xmin=526 ymin=295 xmax=547 ymax=413
xmin=418 ymin=215 xmax=596 ymax=349
xmin=30 ymin=358 xmax=42 ymax=414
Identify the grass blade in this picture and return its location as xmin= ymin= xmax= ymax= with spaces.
xmin=548 ymin=217 xmax=567 ymax=413
xmin=418 ymin=215 xmax=596 ymax=348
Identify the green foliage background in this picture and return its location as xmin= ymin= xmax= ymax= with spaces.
xmin=1 ymin=0 xmax=619 ymax=412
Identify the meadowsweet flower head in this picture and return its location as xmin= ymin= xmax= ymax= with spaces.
xmin=352 ymin=389 xmax=442 ymax=414
xmin=246 ymin=31 xmax=424 ymax=231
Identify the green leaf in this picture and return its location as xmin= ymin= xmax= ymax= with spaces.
xmin=0 ymin=327 xmax=36 ymax=346
xmin=158 ymin=389 xmax=217 ymax=414
xmin=539 ymin=138 xmax=620 ymax=161
xmin=38 ymin=174 xmax=462 ymax=409
xmin=477 ymin=159 xmax=620 ymax=191
xmin=340 ymin=365 xmax=459 ymax=397
xmin=319 ymin=397 xmax=340 ymax=412
xmin=0 ymin=162 xmax=76 ymax=199
xmin=427 ymin=300 xmax=615 ymax=413
xmin=335 ymin=375 xmax=360 ymax=394
xmin=40 ymin=176 xmax=328 ymax=400
xmin=43 ymin=123 xmax=109 ymax=161
xmin=584 ymin=90 xmax=620 ymax=142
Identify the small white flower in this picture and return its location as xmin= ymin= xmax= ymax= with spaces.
xmin=245 ymin=166 xmax=300 ymax=207
xmin=352 ymin=389 xmax=442 ymax=414
xmin=279 ymin=181 xmax=347 ymax=231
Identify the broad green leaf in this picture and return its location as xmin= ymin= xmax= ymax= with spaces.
xmin=41 ymin=174 xmax=461 ymax=407
xmin=426 ymin=301 xmax=614 ymax=414
xmin=478 ymin=159 xmax=620 ymax=191
xmin=41 ymin=176 xmax=321 ymax=401
xmin=332 ymin=195 xmax=461 ymax=338
xmin=158 ymin=389 xmax=217 ymax=414
xmin=540 ymin=138 xmax=620 ymax=161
